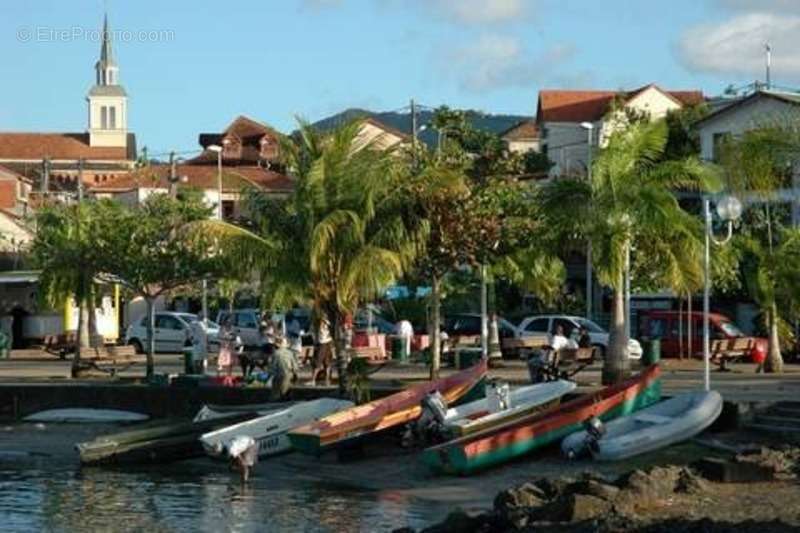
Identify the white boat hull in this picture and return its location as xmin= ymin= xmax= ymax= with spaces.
xmin=445 ymin=380 xmax=576 ymax=434
xmin=24 ymin=409 xmax=149 ymax=423
xmin=561 ymin=390 xmax=723 ymax=461
xmin=200 ymin=398 xmax=354 ymax=459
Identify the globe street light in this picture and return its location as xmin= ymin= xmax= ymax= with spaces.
xmin=703 ymin=194 xmax=743 ymax=391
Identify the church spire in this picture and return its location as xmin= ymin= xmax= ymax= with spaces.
xmin=95 ymin=13 xmax=118 ymax=86
xmin=99 ymin=13 xmax=114 ymax=67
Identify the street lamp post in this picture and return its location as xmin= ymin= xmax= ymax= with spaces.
xmin=580 ymin=122 xmax=594 ymax=320
xmin=703 ymin=195 xmax=743 ymax=391
xmin=208 ymin=144 xmax=224 ymax=220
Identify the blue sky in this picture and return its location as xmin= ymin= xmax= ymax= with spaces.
xmin=1 ymin=0 xmax=797 ymax=157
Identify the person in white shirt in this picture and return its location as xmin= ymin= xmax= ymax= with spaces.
xmin=395 ymin=319 xmax=414 ymax=359
xmin=189 ymin=319 xmax=208 ymax=374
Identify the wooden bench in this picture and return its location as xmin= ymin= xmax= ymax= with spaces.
xmin=710 ymin=337 xmax=756 ymax=371
xmin=502 ymin=336 xmax=548 ymax=359
xmin=44 ymin=333 xmax=105 ymax=360
xmin=348 ymin=345 xmax=386 ymax=361
xmin=530 ymin=346 xmax=597 ymax=383
xmin=78 ymin=344 xmax=146 ymax=376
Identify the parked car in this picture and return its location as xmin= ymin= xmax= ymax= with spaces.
xmin=517 ymin=314 xmax=642 ymax=359
xmin=215 ymin=308 xmax=263 ymax=347
xmin=125 ymin=312 xmax=220 ymax=354
xmin=637 ymin=310 xmax=767 ymax=362
xmin=443 ymin=313 xmax=519 ymax=339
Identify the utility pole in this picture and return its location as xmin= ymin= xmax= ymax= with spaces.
xmin=41 ymin=158 xmax=50 ymax=196
xmin=169 ymin=151 xmax=178 ymax=198
xmin=411 ymin=98 xmax=417 ymax=148
xmin=77 ymin=158 xmax=84 ymax=203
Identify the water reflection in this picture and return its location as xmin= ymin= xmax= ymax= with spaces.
xmin=0 ymin=458 xmax=447 ymax=532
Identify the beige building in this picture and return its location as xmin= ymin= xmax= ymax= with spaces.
xmin=537 ymin=84 xmax=704 ymax=176
xmin=500 ymin=120 xmax=540 ymax=154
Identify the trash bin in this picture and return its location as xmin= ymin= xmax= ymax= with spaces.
xmin=642 ymin=338 xmax=661 ymax=366
xmin=0 ymin=331 xmax=8 ymax=359
xmin=391 ymin=336 xmax=405 ymax=361
xmin=182 ymin=347 xmax=194 ymax=374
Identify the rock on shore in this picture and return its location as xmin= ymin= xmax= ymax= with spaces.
xmin=401 ymin=447 xmax=800 ymax=533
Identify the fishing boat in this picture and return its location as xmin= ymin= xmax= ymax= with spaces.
xmin=24 ymin=409 xmax=149 ymax=424
xmin=288 ymin=360 xmax=487 ymax=455
xmin=444 ymin=380 xmax=576 ymax=437
xmin=76 ymin=412 xmax=259 ymax=465
xmin=200 ymin=398 xmax=354 ymax=460
xmin=423 ymin=365 xmax=661 ymax=475
xmin=561 ymin=390 xmax=722 ymax=461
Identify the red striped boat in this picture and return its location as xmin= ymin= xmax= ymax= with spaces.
xmin=423 ymin=365 xmax=662 ymax=475
xmin=288 ymin=360 xmax=487 ymax=454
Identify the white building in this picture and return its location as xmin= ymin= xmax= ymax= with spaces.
xmin=537 ymin=84 xmax=704 ymax=176
xmin=694 ymin=89 xmax=800 ymax=225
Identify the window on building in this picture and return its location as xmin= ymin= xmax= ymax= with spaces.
xmin=109 ymin=107 xmax=117 ymax=129
xmin=100 ymin=106 xmax=108 ymax=129
xmin=712 ymin=132 xmax=731 ymax=162
xmin=222 ymin=200 xmax=235 ymax=220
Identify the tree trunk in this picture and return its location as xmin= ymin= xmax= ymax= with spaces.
xmin=687 ymin=295 xmax=693 ymax=359
xmin=678 ymin=295 xmax=684 ymax=359
xmin=602 ymin=276 xmax=630 ymax=385
xmin=71 ymin=295 xmax=84 ymax=378
xmin=78 ymin=298 xmax=91 ymax=349
xmin=765 ymin=302 xmax=784 ymax=373
xmin=145 ymin=296 xmax=156 ymax=378
xmin=430 ymin=275 xmax=441 ymax=380
xmin=332 ymin=312 xmax=348 ymax=397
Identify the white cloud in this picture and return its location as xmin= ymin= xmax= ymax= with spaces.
xmin=418 ymin=0 xmax=531 ymax=25
xmin=448 ymin=35 xmax=575 ymax=92
xmin=677 ymin=12 xmax=800 ymax=79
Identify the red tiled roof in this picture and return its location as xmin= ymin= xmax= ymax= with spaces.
xmin=537 ymin=85 xmax=704 ymax=123
xmin=88 ymin=163 xmax=294 ymax=193
xmin=501 ymin=120 xmax=539 ymax=140
xmin=0 ymin=133 xmax=131 ymax=161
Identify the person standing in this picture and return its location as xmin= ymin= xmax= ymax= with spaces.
xmin=269 ymin=334 xmax=299 ymax=400
xmin=309 ymin=316 xmax=333 ymax=386
xmin=396 ymin=319 xmax=414 ymax=359
xmin=217 ymin=318 xmax=238 ymax=376
xmin=189 ymin=319 xmax=208 ymax=374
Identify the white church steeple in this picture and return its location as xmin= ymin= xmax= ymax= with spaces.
xmin=87 ymin=13 xmax=128 ymax=148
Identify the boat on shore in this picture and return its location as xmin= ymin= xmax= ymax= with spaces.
xmin=444 ymin=380 xmax=576 ymax=437
xmin=561 ymin=389 xmax=722 ymax=461
xmin=24 ymin=409 xmax=149 ymax=424
xmin=76 ymin=412 xmax=259 ymax=465
xmin=288 ymin=360 xmax=488 ymax=455
xmin=193 ymin=403 xmax=285 ymax=422
xmin=200 ymin=398 xmax=354 ymax=460
xmin=423 ymin=365 xmax=662 ymax=475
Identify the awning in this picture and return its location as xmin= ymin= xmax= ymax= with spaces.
xmin=0 ymin=270 xmax=40 ymax=284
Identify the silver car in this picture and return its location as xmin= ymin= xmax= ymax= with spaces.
xmin=517 ymin=315 xmax=642 ymax=359
xmin=125 ymin=312 xmax=219 ymax=354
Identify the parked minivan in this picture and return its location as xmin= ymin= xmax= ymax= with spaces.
xmin=517 ymin=315 xmax=643 ymax=359
xmin=637 ymin=310 xmax=767 ymax=362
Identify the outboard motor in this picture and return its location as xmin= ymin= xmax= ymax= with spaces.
xmin=406 ymin=391 xmax=450 ymax=446
xmin=486 ymin=382 xmax=511 ymax=413
xmin=583 ymin=416 xmax=606 ymax=455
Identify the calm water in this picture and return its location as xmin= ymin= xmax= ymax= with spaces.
xmin=0 ymin=424 xmax=463 ymax=533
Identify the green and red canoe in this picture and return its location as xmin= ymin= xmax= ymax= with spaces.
xmin=288 ymin=360 xmax=487 ymax=455
xmin=423 ymin=365 xmax=662 ymax=475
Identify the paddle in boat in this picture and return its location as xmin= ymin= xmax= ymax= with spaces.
xmin=24 ymin=409 xmax=149 ymax=424
xmin=423 ymin=364 xmax=662 ymax=475
xmin=444 ymin=380 xmax=576 ymax=437
xmin=200 ymin=398 xmax=354 ymax=460
xmin=561 ymin=389 xmax=723 ymax=461
xmin=288 ymin=360 xmax=487 ymax=455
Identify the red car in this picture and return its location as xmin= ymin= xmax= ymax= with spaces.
xmin=638 ymin=310 xmax=767 ymax=363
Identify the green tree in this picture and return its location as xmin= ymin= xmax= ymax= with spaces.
xmin=100 ymin=195 xmax=220 ymax=377
xmin=204 ymin=120 xmax=420 ymax=395
xmin=721 ymin=127 xmax=800 ymax=372
xmin=539 ymin=119 xmax=719 ymax=384
xmin=31 ymin=200 xmax=119 ymax=377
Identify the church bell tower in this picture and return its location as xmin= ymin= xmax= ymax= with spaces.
xmin=87 ymin=14 xmax=128 ymax=148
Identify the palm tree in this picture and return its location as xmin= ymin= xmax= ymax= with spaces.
xmin=539 ymin=119 xmax=718 ymax=384
xmin=32 ymin=202 xmax=110 ymax=377
xmin=721 ymin=127 xmax=800 ymax=372
xmin=203 ymin=120 xmax=420 ymax=394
